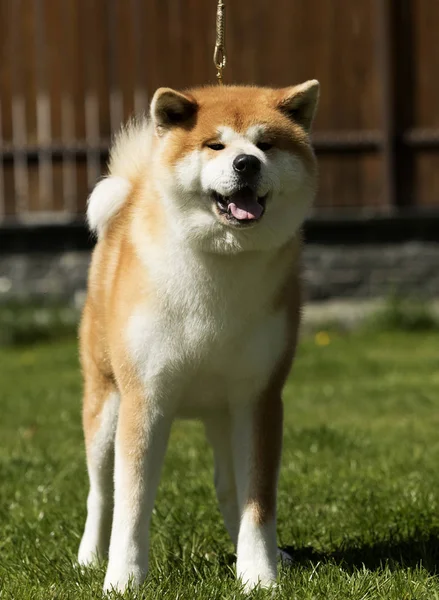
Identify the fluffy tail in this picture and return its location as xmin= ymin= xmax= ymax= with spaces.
xmin=87 ymin=117 xmax=153 ymax=238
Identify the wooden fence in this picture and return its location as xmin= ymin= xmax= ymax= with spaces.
xmin=0 ymin=0 xmax=438 ymax=223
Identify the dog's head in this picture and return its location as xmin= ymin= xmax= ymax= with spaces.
xmin=150 ymin=83 xmax=319 ymax=253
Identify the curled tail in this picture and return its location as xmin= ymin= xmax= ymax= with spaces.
xmin=87 ymin=117 xmax=153 ymax=238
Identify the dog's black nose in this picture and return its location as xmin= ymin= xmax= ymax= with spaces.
xmin=233 ymin=154 xmax=261 ymax=177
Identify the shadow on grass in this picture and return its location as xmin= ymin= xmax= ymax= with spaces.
xmin=204 ymin=534 xmax=439 ymax=576
xmin=282 ymin=533 xmax=439 ymax=573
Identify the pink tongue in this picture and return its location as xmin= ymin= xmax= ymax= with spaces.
xmin=228 ymin=194 xmax=263 ymax=221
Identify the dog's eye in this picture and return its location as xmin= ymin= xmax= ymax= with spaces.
xmin=257 ymin=142 xmax=273 ymax=152
xmin=206 ymin=143 xmax=225 ymax=151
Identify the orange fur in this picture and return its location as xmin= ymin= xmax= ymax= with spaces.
xmin=78 ymin=82 xmax=319 ymax=592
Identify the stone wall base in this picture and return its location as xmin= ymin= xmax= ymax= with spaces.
xmin=1 ymin=242 xmax=438 ymax=305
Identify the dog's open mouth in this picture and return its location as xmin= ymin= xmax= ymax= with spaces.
xmin=212 ymin=187 xmax=267 ymax=225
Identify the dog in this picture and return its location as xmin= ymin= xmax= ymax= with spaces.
xmin=77 ymin=81 xmax=319 ymax=592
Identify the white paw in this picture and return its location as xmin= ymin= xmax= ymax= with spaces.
xmin=237 ymin=563 xmax=277 ymax=593
xmin=78 ymin=538 xmax=102 ymax=567
xmin=103 ymin=564 xmax=145 ymax=594
xmin=241 ymin=576 xmax=277 ymax=594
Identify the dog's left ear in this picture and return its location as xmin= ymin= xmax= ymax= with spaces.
xmin=151 ymin=88 xmax=198 ymax=134
xmin=276 ymin=80 xmax=320 ymax=132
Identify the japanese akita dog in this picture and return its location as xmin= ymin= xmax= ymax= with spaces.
xmin=78 ymin=81 xmax=319 ymax=592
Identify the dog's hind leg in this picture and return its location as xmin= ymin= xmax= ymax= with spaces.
xmin=78 ymin=374 xmax=119 ymax=566
xmin=204 ymin=412 xmax=240 ymax=546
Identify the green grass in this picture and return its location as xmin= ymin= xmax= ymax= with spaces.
xmin=0 ymin=300 xmax=79 ymax=347
xmin=1 ymin=330 xmax=439 ymax=599
xmin=365 ymin=296 xmax=439 ymax=333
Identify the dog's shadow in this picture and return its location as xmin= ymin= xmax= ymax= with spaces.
xmin=281 ymin=534 xmax=439 ymax=573
xmin=216 ymin=534 xmax=439 ymax=576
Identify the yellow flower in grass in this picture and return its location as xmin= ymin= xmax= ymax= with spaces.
xmin=315 ymin=331 xmax=330 ymax=346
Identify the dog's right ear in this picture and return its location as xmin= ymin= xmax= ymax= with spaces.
xmin=151 ymin=88 xmax=198 ymax=135
xmin=276 ymin=80 xmax=320 ymax=133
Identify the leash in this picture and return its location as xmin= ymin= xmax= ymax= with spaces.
xmin=213 ymin=0 xmax=226 ymax=85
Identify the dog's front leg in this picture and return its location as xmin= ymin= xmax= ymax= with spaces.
xmin=232 ymin=394 xmax=283 ymax=592
xmin=103 ymin=390 xmax=172 ymax=593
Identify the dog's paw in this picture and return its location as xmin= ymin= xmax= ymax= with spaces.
xmin=78 ymin=539 xmax=102 ymax=567
xmin=103 ymin=564 xmax=145 ymax=594
xmin=237 ymin=562 xmax=277 ymax=594
xmin=240 ymin=578 xmax=278 ymax=597
xmin=241 ymin=578 xmax=277 ymax=594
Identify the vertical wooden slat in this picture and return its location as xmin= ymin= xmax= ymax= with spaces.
xmin=375 ymin=0 xmax=397 ymax=210
xmin=132 ymin=0 xmax=148 ymax=115
xmin=34 ymin=0 xmax=53 ymax=211
xmin=45 ymin=0 xmax=65 ymax=213
xmin=143 ymin=0 xmax=160 ymax=92
xmin=61 ymin=0 xmax=77 ymax=213
xmin=61 ymin=96 xmax=77 ymax=212
xmin=395 ymin=0 xmax=415 ymax=208
xmin=167 ymin=0 xmax=189 ymax=90
xmin=0 ymin=0 xmax=13 ymax=218
xmin=10 ymin=0 xmax=29 ymax=216
xmin=115 ymin=0 xmax=135 ymax=121
xmin=2 ymin=0 xmax=439 ymax=220
xmin=84 ymin=1 xmax=101 ymax=191
xmin=71 ymin=1 xmax=88 ymax=212
xmin=0 ymin=98 xmax=4 ymax=217
xmin=412 ymin=0 xmax=439 ymax=206
xmin=84 ymin=93 xmax=100 ymax=191
xmin=108 ymin=0 xmax=124 ymax=133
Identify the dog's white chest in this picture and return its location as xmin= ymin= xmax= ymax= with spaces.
xmin=125 ymin=267 xmax=288 ymax=414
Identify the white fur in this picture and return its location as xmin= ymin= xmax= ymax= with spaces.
xmin=217 ymin=125 xmax=267 ymax=148
xmin=92 ymin=118 xmax=314 ymax=254
xmin=231 ymin=403 xmax=279 ymax=591
xmin=87 ymin=176 xmax=132 ymax=238
xmin=87 ymin=119 xmax=154 ymax=238
xmin=104 ymin=415 xmax=172 ymax=592
xmin=166 ymin=124 xmax=315 ymax=254
xmin=85 ymin=111 xmax=314 ymax=592
xmin=109 ymin=118 xmax=154 ymax=181
xmin=101 ymin=233 xmax=291 ymax=591
xmin=237 ymin=513 xmax=278 ymax=591
xmin=204 ymin=414 xmax=239 ymax=544
xmin=125 ymin=247 xmax=289 ymax=416
xmin=78 ymin=392 xmax=119 ymax=565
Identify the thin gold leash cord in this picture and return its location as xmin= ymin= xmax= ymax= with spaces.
xmin=213 ymin=0 xmax=226 ymax=84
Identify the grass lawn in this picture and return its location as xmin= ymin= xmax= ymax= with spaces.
xmin=1 ymin=329 xmax=439 ymax=599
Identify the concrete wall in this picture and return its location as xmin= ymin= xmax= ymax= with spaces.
xmin=304 ymin=242 xmax=439 ymax=300
xmin=1 ymin=242 xmax=438 ymax=305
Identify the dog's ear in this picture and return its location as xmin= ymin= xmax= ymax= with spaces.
xmin=151 ymin=88 xmax=198 ymax=134
xmin=276 ymin=80 xmax=320 ymax=132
